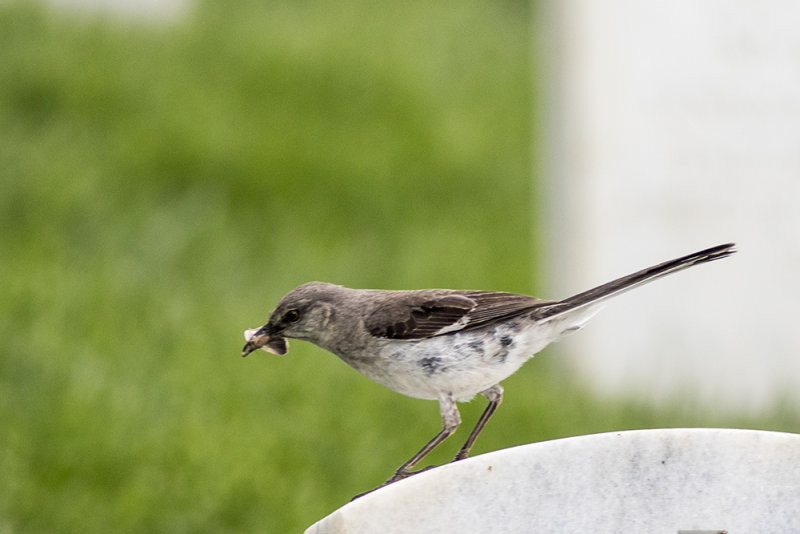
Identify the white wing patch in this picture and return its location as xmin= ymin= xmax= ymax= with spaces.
xmin=433 ymin=314 xmax=473 ymax=336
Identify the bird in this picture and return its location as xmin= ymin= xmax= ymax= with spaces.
xmin=241 ymin=243 xmax=735 ymax=496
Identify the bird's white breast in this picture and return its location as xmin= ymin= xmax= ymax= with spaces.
xmin=339 ymin=319 xmax=569 ymax=402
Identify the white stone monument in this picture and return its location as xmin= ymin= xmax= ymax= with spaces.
xmin=47 ymin=0 xmax=188 ymax=19
xmin=306 ymin=429 xmax=800 ymax=533
xmin=540 ymin=0 xmax=800 ymax=410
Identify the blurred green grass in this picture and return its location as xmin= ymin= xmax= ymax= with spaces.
xmin=1 ymin=1 xmax=797 ymax=532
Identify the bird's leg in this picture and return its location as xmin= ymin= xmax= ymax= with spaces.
xmin=452 ymin=384 xmax=503 ymax=461
xmin=387 ymin=392 xmax=461 ymax=482
xmin=352 ymin=393 xmax=461 ymax=500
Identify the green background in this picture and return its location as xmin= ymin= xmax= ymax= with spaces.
xmin=1 ymin=1 xmax=797 ymax=532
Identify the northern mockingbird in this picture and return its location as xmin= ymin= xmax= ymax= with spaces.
xmin=242 ymin=243 xmax=735 ymax=495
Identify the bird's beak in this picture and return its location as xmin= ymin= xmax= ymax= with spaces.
xmin=242 ymin=326 xmax=288 ymax=357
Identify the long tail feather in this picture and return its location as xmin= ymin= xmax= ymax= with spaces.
xmin=539 ymin=243 xmax=736 ymax=322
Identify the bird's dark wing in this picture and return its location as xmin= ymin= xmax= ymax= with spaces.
xmin=365 ymin=244 xmax=737 ymax=340
xmin=365 ymin=290 xmax=549 ymax=340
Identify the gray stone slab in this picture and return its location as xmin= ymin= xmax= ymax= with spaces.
xmin=306 ymin=428 xmax=800 ymax=533
xmin=542 ymin=0 xmax=800 ymax=411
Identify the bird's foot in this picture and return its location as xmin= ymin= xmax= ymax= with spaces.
xmin=452 ymin=450 xmax=470 ymax=461
xmin=350 ymin=465 xmax=439 ymax=501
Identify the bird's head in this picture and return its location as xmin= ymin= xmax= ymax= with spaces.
xmin=241 ymin=282 xmax=342 ymax=357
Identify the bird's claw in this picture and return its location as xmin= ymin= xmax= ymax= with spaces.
xmin=350 ymin=465 xmax=440 ymax=501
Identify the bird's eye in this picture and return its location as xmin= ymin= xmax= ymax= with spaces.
xmin=284 ymin=309 xmax=301 ymax=323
